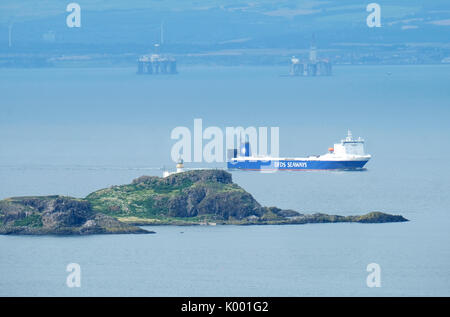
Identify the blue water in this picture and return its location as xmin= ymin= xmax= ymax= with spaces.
xmin=0 ymin=66 xmax=449 ymax=296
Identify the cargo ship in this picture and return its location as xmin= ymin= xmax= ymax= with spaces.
xmin=227 ymin=130 xmax=371 ymax=171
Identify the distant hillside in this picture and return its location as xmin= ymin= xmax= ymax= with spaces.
xmin=1 ymin=0 xmax=449 ymax=65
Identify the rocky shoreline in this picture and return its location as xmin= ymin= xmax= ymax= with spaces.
xmin=116 ymin=211 xmax=408 ymax=226
xmin=0 ymin=170 xmax=408 ymax=235
xmin=0 ymin=196 xmax=152 ymax=235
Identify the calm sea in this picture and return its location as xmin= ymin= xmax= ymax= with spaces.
xmin=0 ymin=65 xmax=449 ymax=296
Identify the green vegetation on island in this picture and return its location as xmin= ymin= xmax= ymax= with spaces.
xmin=0 ymin=196 xmax=151 ymax=235
xmin=86 ymin=170 xmax=408 ymax=226
xmin=0 ymin=170 xmax=408 ymax=235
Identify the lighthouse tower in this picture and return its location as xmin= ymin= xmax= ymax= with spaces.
xmin=176 ymin=158 xmax=184 ymax=173
xmin=163 ymin=158 xmax=185 ymax=177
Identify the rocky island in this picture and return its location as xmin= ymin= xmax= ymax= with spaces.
xmin=0 ymin=196 xmax=151 ymax=235
xmin=0 ymin=170 xmax=408 ymax=235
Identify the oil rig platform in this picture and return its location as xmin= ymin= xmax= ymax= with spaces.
xmin=137 ymin=44 xmax=177 ymax=75
xmin=290 ymin=36 xmax=332 ymax=77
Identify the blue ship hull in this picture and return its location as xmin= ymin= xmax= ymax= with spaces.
xmin=227 ymin=159 xmax=369 ymax=171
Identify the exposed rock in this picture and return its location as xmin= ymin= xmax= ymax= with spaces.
xmin=264 ymin=207 xmax=302 ymax=218
xmin=86 ymin=169 xmax=409 ymax=225
xmin=87 ymin=169 xmax=263 ymax=220
xmin=348 ymin=211 xmax=408 ymax=223
xmin=0 ymin=170 xmax=408 ymax=232
xmin=0 ymin=196 xmax=153 ymax=235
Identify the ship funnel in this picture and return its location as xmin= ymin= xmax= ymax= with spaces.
xmin=227 ymin=149 xmax=238 ymax=160
xmin=240 ymin=141 xmax=251 ymax=157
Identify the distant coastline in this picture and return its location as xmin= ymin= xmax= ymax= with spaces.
xmin=1 ymin=55 xmax=450 ymax=69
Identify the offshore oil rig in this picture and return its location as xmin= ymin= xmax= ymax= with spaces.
xmin=290 ymin=36 xmax=332 ymax=76
xmin=137 ymin=44 xmax=177 ymax=75
xmin=137 ymin=24 xmax=177 ymax=75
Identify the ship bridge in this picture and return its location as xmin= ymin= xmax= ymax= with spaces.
xmin=332 ymin=130 xmax=367 ymax=157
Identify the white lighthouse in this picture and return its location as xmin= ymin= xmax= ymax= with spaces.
xmin=176 ymin=158 xmax=184 ymax=173
xmin=163 ymin=157 xmax=185 ymax=177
